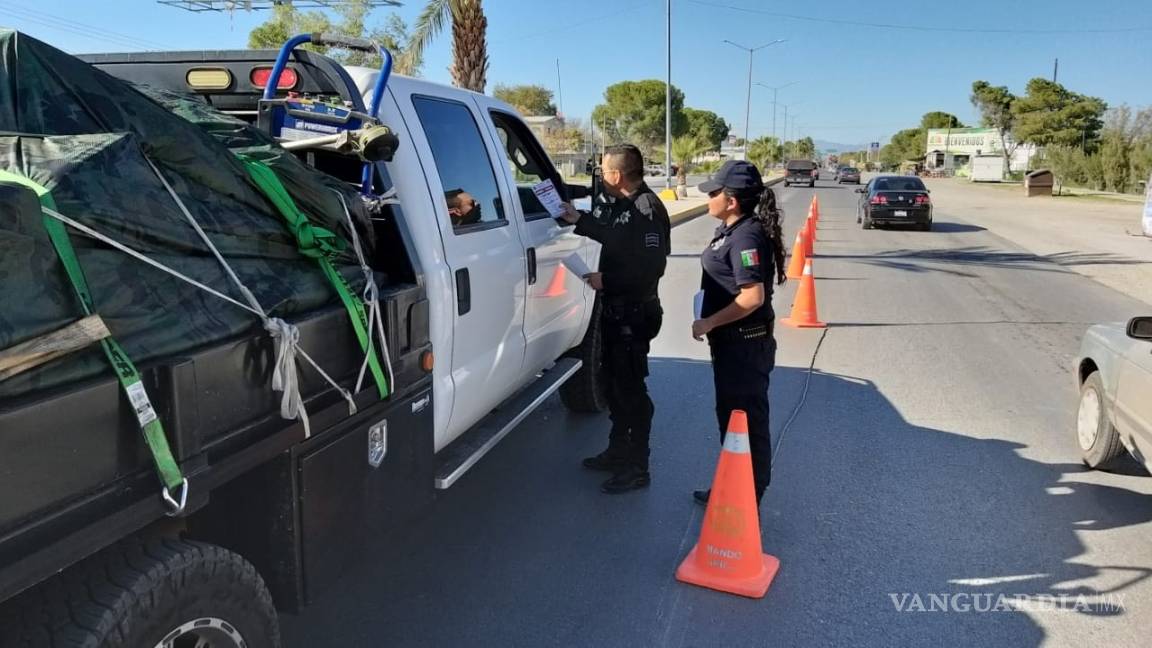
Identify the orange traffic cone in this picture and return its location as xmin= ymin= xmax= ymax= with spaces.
xmin=804 ymin=216 xmax=815 ymax=256
xmin=812 ymin=195 xmax=821 ymax=222
xmin=781 ymin=258 xmax=826 ymax=328
xmin=786 ymin=230 xmax=807 ymax=280
xmin=676 ymin=410 xmax=780 ymax=598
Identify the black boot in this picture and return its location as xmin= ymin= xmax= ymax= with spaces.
xmin=693 ymin=489 xmax=710 ymax=505
xmin=582 ymin=447 xmax=629 ymax=471
xmin=601 ymin=465 xmax=651 ymax=493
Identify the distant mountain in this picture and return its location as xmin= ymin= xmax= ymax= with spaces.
xmin=814 ymin=139 xmax=870 ymax=153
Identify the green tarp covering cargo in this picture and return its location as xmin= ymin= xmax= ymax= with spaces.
xmin=0 ymin=30 xmax=399 ymax=524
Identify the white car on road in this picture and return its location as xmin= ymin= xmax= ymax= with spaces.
xmin=1076 ymin=317 xmax=1152 ymax=470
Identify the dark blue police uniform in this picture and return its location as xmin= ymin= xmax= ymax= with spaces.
xmin=698 ymin=182 xmax=777 ymax=502
xmin=574 ymin=182 xmax=670 ymax=491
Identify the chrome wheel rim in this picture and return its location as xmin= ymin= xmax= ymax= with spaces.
xmin=155 ymin=617 xmax=246 ymax=648
xmin=1077 ymin=386 xmax=1102 ymax=450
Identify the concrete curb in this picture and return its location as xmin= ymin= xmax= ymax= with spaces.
xmin=667 ymin=175 xmax=786 ymax=227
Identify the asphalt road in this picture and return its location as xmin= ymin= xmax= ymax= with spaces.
xmin=282 ymin=177 xmax=1152 ymax=647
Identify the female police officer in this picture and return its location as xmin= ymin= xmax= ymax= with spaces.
xmin=689 ymin=160 xmax=787 ymax=507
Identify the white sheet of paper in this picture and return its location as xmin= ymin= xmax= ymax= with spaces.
xmin=562 ymin=252 xmax=593 ymax=279
xmin=693 ymin=290 xmax=704 ymax=320
xmin=532 ymin=179 xmax=568 ymax=218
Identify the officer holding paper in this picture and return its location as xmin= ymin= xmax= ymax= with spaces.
xmin=559 ymin=144 xmax=670 ymax=494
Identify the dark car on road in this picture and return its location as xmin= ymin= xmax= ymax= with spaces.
xmin=784 ymin=159 xmax=817 ymax=187
xmin=837 ymin=167 xmax=861 ymax=184
xmin=856 ymin=175 xmax=933 ymax=231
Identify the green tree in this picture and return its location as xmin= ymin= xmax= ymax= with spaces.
xmin=683 ymin=108 xmax=730 ymax=151
xmin=493 ymin=84 xmax=556 ymax=115
xmin=792 ymin=136 xmax=816 ymax=159
xmin=248 ymin=4 xmax=332 ymax=52
xmin=746 ymin=136 xmax=782 ymax=169
xmin=1013 ymin=78 xmax=1107 ymax=150
xmin=670 ymin=135 xmax=711 ymax=190
xmin=591 ymin=80 xmax=687 ymax=154
xmin=887 ymin=128 xmax=924 ymax=163
xmin=405 ymin=0 xmax=490 ymax=92
xmin=971 ymin=81 xmax=1019 ymax=174
xmin=920 ymin=111 xmax=965 ymax=130
xmin=248 ymin=1 xmax=420 ymax=75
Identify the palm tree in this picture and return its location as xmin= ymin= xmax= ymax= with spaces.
xmin=671 ymin=135 xmax=710 ymax=197
xmin=404 ymin=0 xmax=489 ymax=92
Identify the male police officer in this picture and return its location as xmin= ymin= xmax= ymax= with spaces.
xmin=560 ymin=144 xmax=671 ymax=493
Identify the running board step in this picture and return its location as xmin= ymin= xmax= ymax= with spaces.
xmin=434 ymin=358 xmax=582 ymax=489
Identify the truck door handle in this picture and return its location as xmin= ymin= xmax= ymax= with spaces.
xmin=455 ymin=268 xmax=471 ymax=315
xmin=526 ymin=248 xmax=537 ymax=285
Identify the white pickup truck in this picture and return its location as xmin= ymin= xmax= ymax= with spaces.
xmin=0 ymin=34 xmax=603 ymax=647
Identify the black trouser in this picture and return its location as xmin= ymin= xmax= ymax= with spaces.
xmin=601 ymin=298 xmax=663 ymax=471
xmin=709 ymin=331 xmax=776 ymax=499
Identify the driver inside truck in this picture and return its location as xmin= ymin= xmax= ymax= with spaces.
xmin=445 ymin=188 xmax=482 ymax=227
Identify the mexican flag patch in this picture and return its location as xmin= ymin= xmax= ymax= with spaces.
xmin=740 ymin=249 xmax=760 ymax=267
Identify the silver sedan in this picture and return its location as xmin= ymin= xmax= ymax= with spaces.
xmin=1076 ymin=317 xmax=1152 ymax=470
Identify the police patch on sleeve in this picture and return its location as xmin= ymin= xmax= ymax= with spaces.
xmin=645 ymin=232 xmax=661 ymax=248
xmin=739 ymin=249 xmax=760 ymax=267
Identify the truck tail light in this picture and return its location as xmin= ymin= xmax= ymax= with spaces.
xmin=250 ymin=66 xmax=299 ymax=90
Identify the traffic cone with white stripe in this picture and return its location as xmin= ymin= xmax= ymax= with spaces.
xmin=781 ymin=258 xmax=826 ymax=328
xmin=804 ymin=215 xmax=815 ymax=256
xmin=675 ymin=410 xmax=780 ymax=598
xmin=785 ymin=229 xmax=807 ymax=280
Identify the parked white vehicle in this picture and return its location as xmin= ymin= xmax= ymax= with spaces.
xmin=1076 ymin=317 xmax=1152 ymax=470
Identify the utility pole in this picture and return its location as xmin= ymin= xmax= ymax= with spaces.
xmin=1053 ymin=58 xmax=1059 ymax=83
xmin=755 ymin=81 xmax=796 ymax=145
xmin=724 ymin=39 xmax=786 ymax=160
xmin=555 ymin=59 xmax=564 ymax=118
xmin=665 ymin=0 xmax=673 ymax=192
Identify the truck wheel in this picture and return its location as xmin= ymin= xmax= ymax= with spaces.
xmin=1078 ymin=371 xmax=1125 ymax=469
xmin=1 ymin=538 xmax=279 ymax=648
xmin=559 ymin=298 xmax=607 ymax=413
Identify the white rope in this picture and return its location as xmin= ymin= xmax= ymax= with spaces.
xmin=331 ymin=189 xmax=395 ymax=395
xmin=39 ymin=201 xmax=356 ymax=438
xmin=145 ymin=159 xmax=363 ymax=434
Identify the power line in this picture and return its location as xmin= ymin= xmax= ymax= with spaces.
xmin=0 ymin=3 xmax=170 ymax=50
xmin=690 ymin=0 xmax=1152 ymax=34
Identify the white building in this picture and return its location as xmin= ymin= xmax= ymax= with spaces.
xmin=924 ymin=128 xmax=1037 ymax=173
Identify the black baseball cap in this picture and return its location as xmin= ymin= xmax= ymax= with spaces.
xmin=698 ymin=159 xmax=764 ymax=194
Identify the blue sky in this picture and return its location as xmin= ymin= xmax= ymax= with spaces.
xmin=2 ymin=0 xmax=1149 ymax=148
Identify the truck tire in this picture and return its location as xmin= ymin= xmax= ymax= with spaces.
xmin=1078 ymin=371 xmax=1125 ymax=469
xmin=559 ymin=298 xmax=607 ymax=413
xmin=0 ymin=538 xmax=279 ymax=648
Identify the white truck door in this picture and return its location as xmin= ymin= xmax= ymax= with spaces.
xmin=403 ymin=93 xmax=529 ymax=446
xmin=476 ymin=105 xmax=596 ymax=375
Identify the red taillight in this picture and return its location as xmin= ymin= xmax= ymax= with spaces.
xmin=914 ymin=195 xmax=931 ymax=206
xmin=870 ymin=195 xmax=887 ymax=205
xmin=250 ymin=67 xmax=299 ymax=90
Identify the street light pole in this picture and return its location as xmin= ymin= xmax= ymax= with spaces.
xmin=664 ymin=0 xmax=673 ymax=192
xmin=755 ymin=81 xmax=796 ymax=145
xmin=724 ymin=38 xmax=785 ymax=160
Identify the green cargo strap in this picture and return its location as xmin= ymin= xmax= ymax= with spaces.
xmin=0 ymin=171 xmax=187 ymax=511
xmin=236 ymin=156 xmax=389 ymax=399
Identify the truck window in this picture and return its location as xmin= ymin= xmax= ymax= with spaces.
xmin=489 ymin=111 xmax=558 ymax=221
xmin=412 ymin=96 xmax=506 ymax=232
